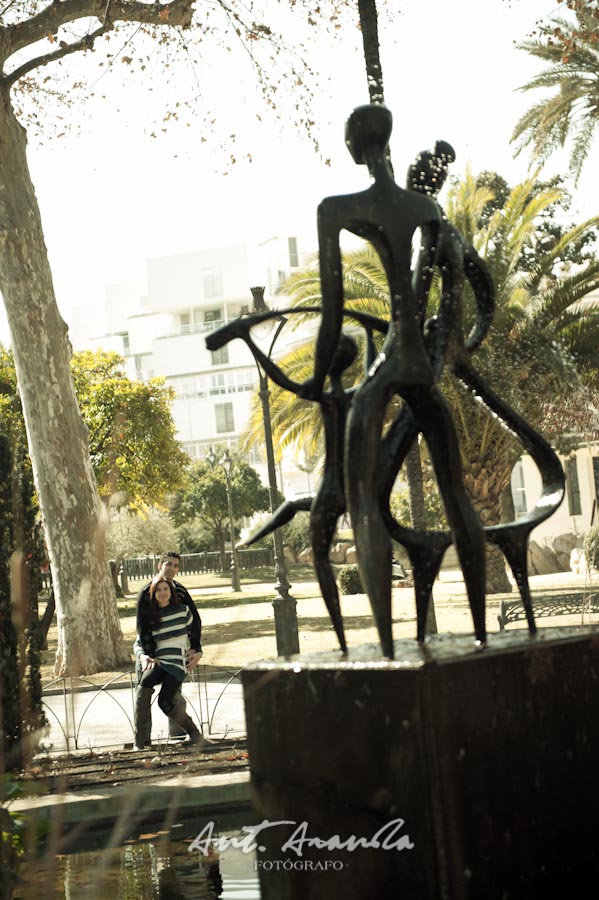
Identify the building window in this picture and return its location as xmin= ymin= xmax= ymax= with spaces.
xmin=215 ymin=402 xmax=235 ymax=434
xmin=565 ymin=456 xmax=582 ymax=516
xmin=203 ymin=269 xmax=223 ymax=299
xmin=209 ymin=373 xmax=226 ymax=395
xmin=228 ymin=371 xmax=255 ymax=393
xmin=183 ymin=442 xmax=200 ymax=459
xmin=246 ymin=444 xmax=262 ymax=465
xmin=211 ymin=346 xmax=229 ymax=366
xmin=288 ymin=236 xmax=299 ymax=267
xmin=511 ymin=459 xmax=527 ymax=517
xmin=178 ymin=378 xmax=199 ymax=398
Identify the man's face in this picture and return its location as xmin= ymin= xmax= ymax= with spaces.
xmin=158 ymin=556 xmax=180 ymax=581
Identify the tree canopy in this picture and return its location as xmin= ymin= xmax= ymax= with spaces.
xmin=0 ymin=347 xmax=188 ymax=509
xmin=171 ymin=455 xmax=269 ymax=565
xmin=71 ymin=350 xmax=188 ymax=507
xmin=512 ymin=4 xmax=599 ymax=182
xmin=2 ymin=0 xmax=354 ymax=141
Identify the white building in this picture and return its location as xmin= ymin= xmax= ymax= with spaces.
xmin=512 ymin=443 xmax=599 ymax=543
xmin=79 ymin=237 xmax=314 ymax=498
xmin=75 ymin=242 xmax=599 ymax=556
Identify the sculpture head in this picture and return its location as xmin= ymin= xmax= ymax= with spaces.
xmin=345 ymin=104 xmax=392 ymax=170
xmin=406 ymin=140 xmax=456 ymax=197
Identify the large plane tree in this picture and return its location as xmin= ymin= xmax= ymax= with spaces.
xmin=0 ymin=0 xmax=351 ymax=674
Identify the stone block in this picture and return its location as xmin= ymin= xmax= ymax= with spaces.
xmin=528 ymin=541 xmax=561 ymax=575
xmin=330 ymin=542 xmax=350 ymax=563
xmin=243 ymin=629 xmax=599 ymax=898
xmin=552 ymin=532 xmax=581 ymax=556
xmin=345 ymin=545 xmax=358 ymax=564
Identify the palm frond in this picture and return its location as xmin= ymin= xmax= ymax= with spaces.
xmin=512 ymin=13 xmax=599 ymax=182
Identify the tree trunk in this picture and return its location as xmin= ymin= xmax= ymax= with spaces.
xmin=38 ymin=588 xmax=55 ymax=649
xmin=0 ymin=90 xmax=127 ymax=675
xmin=463 ymin=461 xmax=513 ymax=595
xmin=357 ymin=0 xmax=384 ymax=105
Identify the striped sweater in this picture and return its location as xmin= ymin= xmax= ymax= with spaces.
xmin=148 ymin=602 xmax=194 ymax=681
xmin=136 ymin=582 xmax=202 ymax=658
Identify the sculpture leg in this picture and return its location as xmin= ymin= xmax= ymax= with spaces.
xmin=310 ymin=488 xmax=347 ymax=654
xmin=489 ymin=532 xmax=537 ymax=634
xmin=380 ymin=406 xmax=453 ymax=642
xmin=407 ymin=539 xmax=452 ymax=642
xmin=345 ymin=363 xmax=397 ymax=659
xmin=411 ymin=388 xmax=487 ymax=645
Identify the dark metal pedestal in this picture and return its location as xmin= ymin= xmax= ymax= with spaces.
xmin=242 ymin=628 xmax=599 ymax=899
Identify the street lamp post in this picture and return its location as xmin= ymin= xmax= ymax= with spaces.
xmin=250 ymin=286 xmax=300 ymax=657
xmin=208 ymin=447 xmax=242 ymax=593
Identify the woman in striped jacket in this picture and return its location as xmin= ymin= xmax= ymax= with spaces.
xmin=134 ymin=573 xmax=203 ymax=748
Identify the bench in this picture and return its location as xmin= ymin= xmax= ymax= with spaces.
xmin=497 ymin=591 xmax=599 ymax=631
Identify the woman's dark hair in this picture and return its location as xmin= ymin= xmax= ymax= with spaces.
xmin=148 ymin=574 xmax=179 ymax=627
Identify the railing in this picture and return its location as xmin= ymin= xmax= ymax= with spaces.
xmin=40 ymin=664 xmax=245 ymax=753
xmin=157 ymin=317 xmax=240 ymax=339
xmin=122 ymin=548 xmax=274 ymax=582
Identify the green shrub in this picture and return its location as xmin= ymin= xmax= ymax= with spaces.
xmin=338 ymin=564 xmax=364 ymax=595
xmin=584 ymin=526 xmax=599 ymax=569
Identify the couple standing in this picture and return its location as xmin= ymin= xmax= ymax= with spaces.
xmin=133 ymin=551 xmax=203 ymax=750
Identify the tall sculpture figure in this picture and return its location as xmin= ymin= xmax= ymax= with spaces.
xmin=303 ymin=105 xmax=486 ymax=658
xmin=377 ymin=138 xmax=565 ymax=639
xmin=206 ymin=104 xmax=565 ymax=660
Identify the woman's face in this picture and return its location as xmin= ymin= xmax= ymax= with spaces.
xmin=155 ymin=580 xmax=171 ymax=608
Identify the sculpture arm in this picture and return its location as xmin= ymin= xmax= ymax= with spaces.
xmin=463 ymin=245 xmax=495 ymax=352
xmin=299 ymin=200 xmax=345 ymax=399
xmin=205 ymin=313 xmax=298 ymax=393
xmin=412 ymin=220 xmax=440 ymax=324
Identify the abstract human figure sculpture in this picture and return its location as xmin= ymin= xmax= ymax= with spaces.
xmin=307 ymin=105 xmax=487 ymax=658
xmin=205 ymin=104 xmax=565 ymax=660
xmin=381 ymin=138 xmax=565 ymax=637
xmin=373 ymin=138 xmax=496 ymax=640
xmin=207 ymin=307 xmax=383 ymax=655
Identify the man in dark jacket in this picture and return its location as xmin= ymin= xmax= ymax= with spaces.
xmin=133 ymin=551 xmax=203 ymax=749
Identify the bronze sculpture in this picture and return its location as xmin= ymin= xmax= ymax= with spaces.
xmin=206 ymin=104 xmax=565 ymax=658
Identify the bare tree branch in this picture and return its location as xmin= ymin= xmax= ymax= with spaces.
xmin=5 ymin=19 xmax=112 ymax=84
xmin=4 ymin=0 xmax=194 ymax=69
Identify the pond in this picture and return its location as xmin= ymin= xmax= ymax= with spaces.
xmin=14 ymin=811 xmax=261 ymax=900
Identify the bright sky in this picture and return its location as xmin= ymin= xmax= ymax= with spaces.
xmin=4 ymin=0 xmax=596 ymax=344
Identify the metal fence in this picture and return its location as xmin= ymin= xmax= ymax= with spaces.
xmin=122 ymin=548 xmax=275 ymax=582
xmin=39 ymin=548 xmax=276 ymax=594
xmin=40 ymin=665 xmax=246 ymax=753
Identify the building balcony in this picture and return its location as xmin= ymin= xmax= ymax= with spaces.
xmin=157 ymin=317 xmax=231 ymax=339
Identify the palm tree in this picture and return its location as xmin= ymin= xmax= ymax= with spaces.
xmin=444 ymin=168 xmax=599 ymax=510
xmin=358 ymin=0 xmax=384 ymax=105
xmin=512 ymin=7 xmax=599 ymax=184
xmin=248 ymin=172 xmax=599 ymax=592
